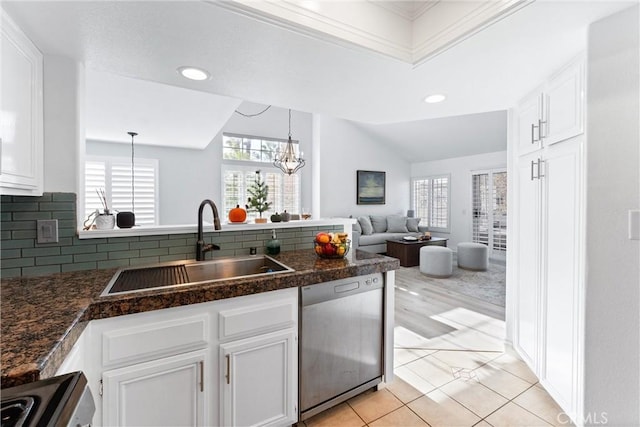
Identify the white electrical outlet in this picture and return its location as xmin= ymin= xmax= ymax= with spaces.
xmin=37 ymin=219 xmax=59 ymax=243
xmin=629 ymin=210 xmax=640 ymax=240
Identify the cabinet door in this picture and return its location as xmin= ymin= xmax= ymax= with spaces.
xmin=0 ymin=12 xmax=43 ymax=196
xmin=541 ymin=139 xmax=582 ymax=415
xmin=514 ymin=153 xmax=541 ymax=367
xmin=543 ymin=59 xmax=584 ymax=146
xmin=517 ymin=92 xmax=543 ymax=156
xmin=220 ymin=329 xmax=297 ymax=427
xmin=102 ymin=350 xmax=206 ymax=427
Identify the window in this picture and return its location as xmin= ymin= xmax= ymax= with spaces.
xmin=222 ymin=134 xmax=301 ymax=219
xmin=412 ymin=175 xmax=450 ymax=232
xmin=84 ymin=156 xmax=158 ymax=226
xmin=472 ymin=169 xmax=507 ymax=256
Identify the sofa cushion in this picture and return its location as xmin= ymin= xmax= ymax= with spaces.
xmin=358 ymin=216 xmax=374 ymax=235
xmin=352 ymin=220 xmax=362 ymax=234
xmin=387 ymin=215 xmax=408 ymax=233
xmin=359 ymin=233 xmax=390 ymax=246
xmin=407 ymin=217 xmax=421 ymax=232
xmin=370 ymin=215 xmax=387 ymax=233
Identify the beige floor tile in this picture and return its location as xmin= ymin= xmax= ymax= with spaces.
xmin=369 ymin=406 xmax=430 ymax=427
xmin=348 ymin=388 xmax=403 ymax=424
xmin=514 ymin=385 xmax=572 ymax=426
xmin=303 ymin=402 xmax=365 ymax=427
xmin=386 ymin=368 xmax=436 ymax=403
xmin=432 ymin=350 xmax=499 ymax=370
xmin=474 ymin=421 xmax=494 ymax=427
xmin=485 ymin=402 xmax=552 ymax=427
xmin=408 ymin=389 xmax=481 ymax=427
xmin=439 ymin=378 xmax=509 ymax=418
xmin=488 ymin=353 xmax=539 ymax=384
xmin=446 ymin=329 xmax=506 ymax=352
xmin=405 ymin=354 xmax=457 ymax=387
xmin=395 ymin=347 xmax=436 ymax=367
xmin=474 ymin=364 xmax=534 ymax=399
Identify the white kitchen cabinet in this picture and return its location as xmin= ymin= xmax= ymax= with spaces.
xmin=511 ymin=56 xmax=585 ymax=423
xmin=220 ymin=330 xmax=297 ymax=427
xmin=102 ymin=350 xmax=206 ymax=427
xmin=0 ymin=11 xmax=43 ymax=196
xmin=517 ymin=55 xmax=584 ymax=157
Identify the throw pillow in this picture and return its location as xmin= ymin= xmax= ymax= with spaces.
xmin=358 ymin=216 xmax=374 ymax=235
xmin=406 ymin=217 xmax=421 ymax=232
xmin=353 ymin=220 xmax=362 ymax=234
xmin=387 ymin=215 xmax=408 ymax=233
xmin=370 ymin=215 xmax=387 ymax=233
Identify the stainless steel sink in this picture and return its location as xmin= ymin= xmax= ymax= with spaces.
xmin=102 ymin=255 xmax=294 ymax=296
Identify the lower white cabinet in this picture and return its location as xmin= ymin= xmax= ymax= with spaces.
xmin=102 ymin=350 xmax=207 ymax=427
xmin=77 ymin=287 xmax=298 ymax=427
xmin=220 ymin=330 xmax=297 ymax=427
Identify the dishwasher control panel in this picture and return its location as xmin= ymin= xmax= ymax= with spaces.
xmin=300 ymin=273 xmax=384 ymax=306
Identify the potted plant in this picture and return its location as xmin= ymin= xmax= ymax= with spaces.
xmin=246 ymin=170 xmax=271 ymax=223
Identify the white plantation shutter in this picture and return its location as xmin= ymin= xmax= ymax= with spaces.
xmin=85 ymin=157 xmax=158 ymax=226
xmin=472 ymin=169 xmax=507 ymax=257
xmin=222 ymin=166 xmax=300 ymax=220
xmin=411 ymin=175 xmax=450 ymax=232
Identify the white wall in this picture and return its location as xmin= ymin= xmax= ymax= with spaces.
xmin=411 ymin=151 xmax=506 ymax=250
xmin=87 ymin=103 xmax=313 ymax=225
xmin=43 ymin=55 xmax=83 ymax=193
xmin=584 ymin=5 xmax=639 ymax=425
xmin=314 ymin=115 xmax=410 ymax=218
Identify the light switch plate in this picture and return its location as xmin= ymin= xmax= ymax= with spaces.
xmin=37 ymin=219 xmax=59 ymax=243
xmin=629 ymin=210 xmax=640 ymax=240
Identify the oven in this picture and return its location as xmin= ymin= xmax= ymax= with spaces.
xmin=1 ymin=371 xmax=95 ymax=427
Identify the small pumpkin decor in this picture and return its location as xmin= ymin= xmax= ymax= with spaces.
xmin=281 ymin=210 xmax=291 ymax=222
xmin=228 ymin=205 xmax=247 ymax=223
xmin=270 ymin=212 xmax=282 ymax=223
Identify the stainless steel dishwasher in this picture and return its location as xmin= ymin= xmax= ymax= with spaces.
xmin=299 ymin=273 xmax=384 ymax=420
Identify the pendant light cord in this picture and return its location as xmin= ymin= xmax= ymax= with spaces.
xmin=288 ymin=109 xmax=292 ymax=139
xmin=128 ymin=132 xmax=138 ymax=213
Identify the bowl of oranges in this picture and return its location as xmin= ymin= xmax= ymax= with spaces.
xmin=314 ymin=232 xmax=350 ymax=259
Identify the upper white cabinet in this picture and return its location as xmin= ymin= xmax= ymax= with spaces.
xmin=517 ymin=55 xmax=585 ymax=156
xmin=0 ymin=11 xmax=43 ymax=196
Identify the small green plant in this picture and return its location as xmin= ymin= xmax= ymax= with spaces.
xmin=246 ymin=170 xmax=271 ymax=218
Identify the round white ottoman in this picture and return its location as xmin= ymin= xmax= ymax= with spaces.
xmin=420 ymin=246 xmax=453 ymax=278
xmin=457 ymin=242 xmax=488 ymax=271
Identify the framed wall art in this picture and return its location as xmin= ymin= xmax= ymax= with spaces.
xmin=357 ymin=170 xmax=386 ymax=205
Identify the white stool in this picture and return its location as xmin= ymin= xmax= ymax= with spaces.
xmin=420 ymin=246 xmax=453 ymax=278
xmin=457 ymin=242 xmax=488 ymax=271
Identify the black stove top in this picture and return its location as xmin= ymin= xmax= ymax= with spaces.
xmin=0 ymin=372 xmax=93 ymax=427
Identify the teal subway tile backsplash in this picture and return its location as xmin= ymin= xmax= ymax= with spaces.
xmin=1 ymin=193 xmax=349 ymax=278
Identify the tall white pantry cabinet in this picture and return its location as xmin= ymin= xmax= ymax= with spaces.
xmin=510 ymin=55 xmax=585 ymax=423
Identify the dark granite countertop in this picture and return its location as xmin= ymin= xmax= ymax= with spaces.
xmin=1 ymin=250 xmax=398 ymax=388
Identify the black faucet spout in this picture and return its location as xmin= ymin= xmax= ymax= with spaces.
xmin=197 ymin=199 xmax=222 ymax=261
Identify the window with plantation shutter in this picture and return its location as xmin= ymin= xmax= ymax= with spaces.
xmin=221 ymin=133 xmax=301 ymax=220
xmin=472 ymin=169 xmax=507 ymax=257
xmin=411 ymin=175 xmax=450 ymax=232
xmin=85 ymin=156 xmax=158 ymax=226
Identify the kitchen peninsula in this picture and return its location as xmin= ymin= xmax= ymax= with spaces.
xmin=1 ymin=248 xmax=399 ymax=426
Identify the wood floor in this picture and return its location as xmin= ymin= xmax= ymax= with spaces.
xmin=394 ymin=264 xmax=505 ymax=344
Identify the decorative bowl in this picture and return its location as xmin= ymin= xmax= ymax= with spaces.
xmin=314 ymin=239 xmax=350 ymax=259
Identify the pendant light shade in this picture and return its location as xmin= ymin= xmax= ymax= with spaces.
xmin=273 ymin=109 xmax=305 ymax=175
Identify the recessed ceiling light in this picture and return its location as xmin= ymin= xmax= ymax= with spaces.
xmin=424 ymin=94 xmax=446 ymax=104
xmin=177 ymin=66 xmax=210 ymax=81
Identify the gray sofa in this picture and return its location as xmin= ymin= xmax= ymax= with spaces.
xmin=352 ymin=214 xmax=428 ymax=253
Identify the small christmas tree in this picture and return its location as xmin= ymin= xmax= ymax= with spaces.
xmin=246 ymin=170 xmax=271 ymax=219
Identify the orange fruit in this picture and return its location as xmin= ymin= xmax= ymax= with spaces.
xmin=315 ymin=232 xmax=330 ymax=244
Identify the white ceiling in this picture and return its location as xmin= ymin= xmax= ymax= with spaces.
xmin=2 ymin=0 xmax=636 ymax=160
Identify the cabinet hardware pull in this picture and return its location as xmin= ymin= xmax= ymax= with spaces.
xmin=225 ymin=355 xmax=230 ymax=385
xmin=530 ymin=160 xmax=538 ymax=181
xmin=200 ymin=361 xmax=204 ymax=392
xmin=538 ymin=159 xmax=545 ymax=179
xmin=538 ymin=119 xmax=546 ymax=139
xmin=531 ymin=123 xmax=539 ymax=144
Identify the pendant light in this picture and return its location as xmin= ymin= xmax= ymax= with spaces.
xmin=116 ymin=132 xmax=137 ymax=228
xmin=273 ymin=109 xmax=305 ymax=175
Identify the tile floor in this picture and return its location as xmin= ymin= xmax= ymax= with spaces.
xmin=298 ymin=307 xmax=573 ymax=427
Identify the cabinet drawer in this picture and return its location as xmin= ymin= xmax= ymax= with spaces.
xmin=219 ymin=300 xmax=296 ymax=341
xmin=102 ymin=315 xmax=209 ymax=368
